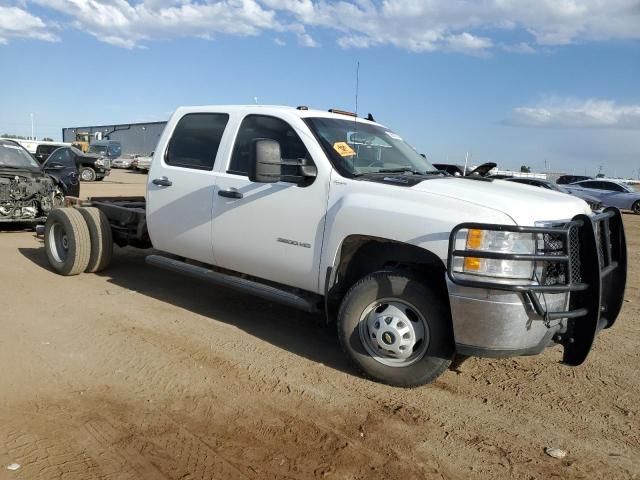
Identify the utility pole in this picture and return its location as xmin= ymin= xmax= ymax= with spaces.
xmin=30 ymin=113 xmax=34 ymax=140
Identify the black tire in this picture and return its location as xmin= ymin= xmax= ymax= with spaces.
xmin=633 ymin=201 xmax=640 ymax=215
xmin=337 ymin=271 xmax=454 ymax=387
xmin=80 ymin=167 xmax=96 ymax=182
xmin=78 ymin=207 xmax=113 ymax=273
xmin=44 ymin=208 xmax=91 ymax=276
xmin=95 ymin=177 xmax=105 ymax=181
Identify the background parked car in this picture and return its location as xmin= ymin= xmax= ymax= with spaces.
xmin=111 ymin=154 xmax=137 ymax=169
xmin=563 ymin=179 xmax=640 ymax=214
xmin=0 ymin=139 xmax=78 ymax=223
xmin=48 ymin=146 xmax=111 ymax=182
xmin=503 ymin=177 xmax=603 ymax=210
xmin=134 ymin=151 xmax=153 ymax=172
xmin=556 ymin=175 xmax=592 ymax=185
xmin=88 ymin=140 xmax=122 ymax=161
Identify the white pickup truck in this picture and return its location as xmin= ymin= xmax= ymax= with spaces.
xmin=42 ymin=105 xmax=627 ymax=387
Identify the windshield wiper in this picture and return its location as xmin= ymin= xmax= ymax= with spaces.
xmin=370 ymin=168 xmax=446 ymax=176
xmin=370 ymin=167 xmax=424 ymax=175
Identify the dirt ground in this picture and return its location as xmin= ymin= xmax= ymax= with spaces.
xmin=0 ymin=169 xmax=638 ymax=480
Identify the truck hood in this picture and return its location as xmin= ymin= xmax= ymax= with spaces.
xmin=411 ymin=177 xmax=591 ymax=225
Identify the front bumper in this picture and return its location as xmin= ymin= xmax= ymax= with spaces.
xmin=447 ymin=208 xmax=627 ymax=365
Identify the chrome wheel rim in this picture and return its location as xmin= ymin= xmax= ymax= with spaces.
xmin=49 ymin=223 xmax=68 ymax=263
xmin=634 ymin=202 xmax=640 ymax=215
xmin=81 ymin=169 xmax=93 ymax=181
xmin=358 ymin=298 xmax=429 ymax=367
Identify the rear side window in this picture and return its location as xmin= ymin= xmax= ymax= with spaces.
xmin=166 ymin=113 xmax=229 ymax=170
xmin=229 ymin=115 xmax=310 ymax=175
xmin=605 ymin=182 xmax=624 ymax=192
xmin=37 ymin=145 xmax=58 ymax=155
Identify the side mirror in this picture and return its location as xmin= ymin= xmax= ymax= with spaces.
xmin=249 ymin=139 xmax=317 ymax=184
xmin=249 ymin=139 xmax=281 ymax=183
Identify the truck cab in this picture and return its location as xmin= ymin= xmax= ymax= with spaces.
xmin=43 ymin=105 xmax=627 ymax=387
xmin=88 ymin=140 xmax=122 ymax=161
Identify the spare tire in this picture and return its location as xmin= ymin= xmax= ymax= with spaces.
xmin=44 ymin=208 xmax=91 ymax=276
xmin=78 ymin=207 xmax=113 ymax=273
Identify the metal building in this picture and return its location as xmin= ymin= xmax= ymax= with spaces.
xmin=62 ymin=121 xmax=167 ymax=156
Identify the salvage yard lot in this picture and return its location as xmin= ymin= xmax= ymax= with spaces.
xmin=0 ymin=169 xmax=638 ymax=480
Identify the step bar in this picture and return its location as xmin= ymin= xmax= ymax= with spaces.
xmin=146 ymin=254 xmax=321 ymax=313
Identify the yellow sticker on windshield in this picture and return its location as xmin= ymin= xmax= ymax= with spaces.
xmin=333 ymin=142 xmax=355 ymax=157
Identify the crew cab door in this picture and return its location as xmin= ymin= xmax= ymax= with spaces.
xmin=211 ymin=114 xmax=328 ymax=293
xmin=147 ymin=112 xmax=230 ymax=263
xmin=43 ymin=148 xmax=80 ymax=197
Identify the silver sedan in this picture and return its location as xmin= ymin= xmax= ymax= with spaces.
xmin=563 ymin=179 xmax=640 ymax=214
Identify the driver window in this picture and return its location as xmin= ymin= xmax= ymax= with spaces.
xmin=229 ymin=115 xmax=310 ymax=176
xmin=45 ymin=149 xmax=65 ymax=166
xmin=59 ymin=149 xmax=76 ymax=168
xmin=46 ymin=149 xmax=75 ymax=168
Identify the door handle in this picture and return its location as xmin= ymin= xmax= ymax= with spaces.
xmin=218 ymin=188 xmax=243 ymax=199
xmin=152 ymin=176 xmax=172 ymax=187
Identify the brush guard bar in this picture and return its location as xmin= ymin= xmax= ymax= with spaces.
xmin=447 ymin=208 xmax=627 ymax=366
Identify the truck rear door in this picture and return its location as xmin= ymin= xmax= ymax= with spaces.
xmin=146 ymin=112 xmax=230 ymax=264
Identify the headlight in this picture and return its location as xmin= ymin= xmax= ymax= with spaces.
xmin=452 ymin=229 xmax=535 ymax=279
xmin=95 ymin=158 xmax=104 ymax=167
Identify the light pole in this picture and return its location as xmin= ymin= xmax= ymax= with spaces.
xmin=30 ymin=113 xmax=34 ymax=140
xmin=141 ymin=126 xmax=146 ymax=153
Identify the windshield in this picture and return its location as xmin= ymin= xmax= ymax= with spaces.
xmin=108 ymin=144 xmax=121 ymax=156
xmin=305 ymin=118 xmax=437 ymax=176
xmin=88 ymin=144 xmax=107 ymax=155
xmin=0 ymin=141 xmax=40 ymax=169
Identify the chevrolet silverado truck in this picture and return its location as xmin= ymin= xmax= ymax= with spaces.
xmin=41 ymin=105 xmax=627 ymax=387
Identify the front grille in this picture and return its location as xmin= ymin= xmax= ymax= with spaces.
xmin=541 ymin=262 xmax=566 ymax=286
xmin=538 ymin=228 xmax=572 ymax=286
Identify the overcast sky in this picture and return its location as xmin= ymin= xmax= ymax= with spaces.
xmin=0 ymin=0 xmax=638 ymax=176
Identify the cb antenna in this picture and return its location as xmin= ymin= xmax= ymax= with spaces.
xmin=354 ymin=61 xmax=360 ymax=118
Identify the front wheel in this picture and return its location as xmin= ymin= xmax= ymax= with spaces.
xmin=80 ymin=167 xmax=96 ymax=182
xmin=337 ymin=271 xmax=454 ymax=387
xmin=633 ymin=201 xmax=640 ymax=215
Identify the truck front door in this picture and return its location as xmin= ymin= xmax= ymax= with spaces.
xmin=212 ymin=114 xmax=328 ymax=293
xmin=147 ymin=112 xmax=230 ymax=264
